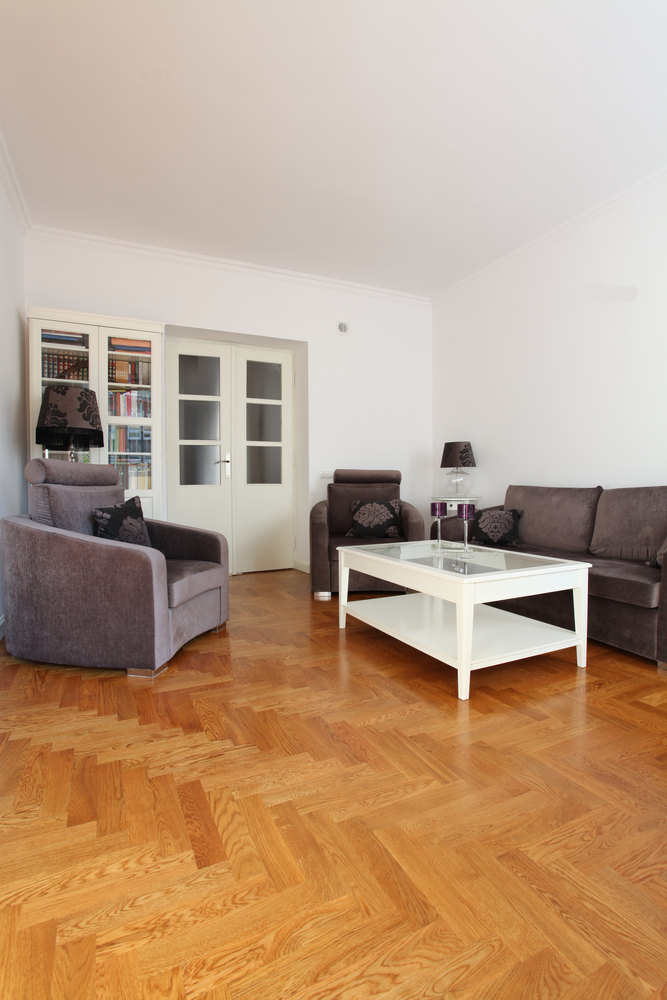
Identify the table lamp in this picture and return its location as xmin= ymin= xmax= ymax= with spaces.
xmin=441 ymin=441 xmax=476 ymax=496
xmin=36 ymin=385 xmax=104 ymax=462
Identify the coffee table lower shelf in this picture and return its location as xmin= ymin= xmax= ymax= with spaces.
xmin=342 ymin=592 xmax=582 ymax=699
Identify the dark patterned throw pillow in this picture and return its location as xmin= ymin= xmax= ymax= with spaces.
xmin=472 ymin=508 xmax=521 ymax=547
xmin=346 ymin=499 xmax=401 ymax=538
xmin=91 ymin=496 xmax=152 ymax=547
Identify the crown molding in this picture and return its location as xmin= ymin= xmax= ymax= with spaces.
xmin=26 ymin=226 xmax=432 ymax=307
xmin=432 ymin=163 xmax=667 ymax=303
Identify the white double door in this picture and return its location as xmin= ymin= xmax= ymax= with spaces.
xmin=165 ymin=340 xmax=294 ymax=574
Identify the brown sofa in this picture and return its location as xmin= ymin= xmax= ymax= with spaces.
xmin=434 ymin=484 xmax=667 ymax=665
xmin=1 ymin=459 xmax=229 ymax=676
xmin=310 ymin=469 xmax=425 ymax=598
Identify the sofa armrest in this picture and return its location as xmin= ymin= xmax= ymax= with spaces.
xmin=658 ymin=561 xmax=667 ymax=664
xmin=309 ymin=500 xmax=331 ymax=593
xmin=400 ymin=502 xmax=425 ymax=541
xmin=146 ymin=518 xmax=228 ymax=565
xmin=1 ymin=515 xmax=171 ymax=672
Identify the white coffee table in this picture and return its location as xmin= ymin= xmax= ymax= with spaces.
xmin=338 ymin=540 xmax=591 ymax=700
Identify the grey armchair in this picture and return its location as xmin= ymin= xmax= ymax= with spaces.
xmin=0 ymin=459 xmax=229 ymax=676
xmin=310 ymin=469 xmax=425 ymax=599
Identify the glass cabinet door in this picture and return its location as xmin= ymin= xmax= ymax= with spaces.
xmin=29 ymin=317 xmax=99 ymax=463
xmin=104 ymin=333 xmax=159 ymax=509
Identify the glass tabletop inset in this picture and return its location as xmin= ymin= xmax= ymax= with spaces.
xmin=345 ymin=539 xmax=580 ymax=578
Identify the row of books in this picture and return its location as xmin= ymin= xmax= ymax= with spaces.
xmin=108 ymin=358 xmax=151 ymax=386
xmin=108 ymin=425 xmax=152 ymax=453
xmin=42 ymin=350 xmax=88 ymax=380
xmin=110 ymin=459 xmax=152 ymax=491
xmin=109 ymin=337 xmax=151 ymax=354
xmin=107 ymin=389 xmax=152 ymax=418
xmin=42 ymin=330 xmax=88 ymax=349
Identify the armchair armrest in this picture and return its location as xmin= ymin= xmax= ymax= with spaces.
xmin=309 ymin=500 xmax=331 ymax=593
xmin=400 ymin=502 xmax=425 ymax=541
xmin=1 ymin=516 xmax=171 ymax=672
xmin=146 ymin=519 xmax=228 ymax=565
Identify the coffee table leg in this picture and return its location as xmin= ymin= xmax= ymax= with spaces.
xmin=456 ymin=593 xmax=474 ymax=700
xmin=339 ymin=558 xmax=350 ymax=629
xmin=572 ymin=571 xmax=589 ymax=668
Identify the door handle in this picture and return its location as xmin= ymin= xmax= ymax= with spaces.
xmin=215 ymin=452 xmax=231 ymax=478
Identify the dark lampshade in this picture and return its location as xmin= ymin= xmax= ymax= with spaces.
xmin=440 ymin=441 xmax=476 ymax=469
xmin=36 ymin=385 xmax=104 ymax=455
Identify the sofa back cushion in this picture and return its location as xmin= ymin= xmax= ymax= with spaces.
xmin=589 ymin=486 xmax=667 ymax=562
xmin=504 ymin=485 xmax=602 ymax=553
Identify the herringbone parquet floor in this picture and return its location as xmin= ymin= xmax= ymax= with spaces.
xmin=1 ymin=569 xmax=666 ymax=999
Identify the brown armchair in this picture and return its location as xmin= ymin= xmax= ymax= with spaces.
xmin=1 ymin=459 xmax=229 ymax=676
xmin=309 ymin=469 xmax=424 ymax=599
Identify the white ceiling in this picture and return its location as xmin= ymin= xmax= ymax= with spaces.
xmin=2 ymin=1 xmax=667 ymax=298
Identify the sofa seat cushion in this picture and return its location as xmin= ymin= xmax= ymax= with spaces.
xmin=504 ymin=485 xmax=602 ymax=553
xmin=510 ymin=544 xmax=661 ymax=610
xmin=587 ymin=558 xmax=661 ymax=608
xmin=166 ymin=560 xmax=226 ymax=608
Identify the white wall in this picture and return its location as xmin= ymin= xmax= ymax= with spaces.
xmin=24 ymin=235 xmax=433 ymax=567
xmin=0 ymin=175 xmax=27 ymax=633
xmin=432 ymin=170 xmax=667 ymax=508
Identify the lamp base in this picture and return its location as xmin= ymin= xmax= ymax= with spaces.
xmin=444 ymin=467 xmax=474 ymax=496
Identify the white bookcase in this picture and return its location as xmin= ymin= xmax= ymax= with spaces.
xmin=27 ymin=307 xmax=165 ymax=518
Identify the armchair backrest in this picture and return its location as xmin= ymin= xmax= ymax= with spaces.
xmin=25 ymin=458 xmax=123 ymax=535
xmin=327 ymin=469 xmax=402 ymax=535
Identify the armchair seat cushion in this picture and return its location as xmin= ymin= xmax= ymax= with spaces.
xmin=166 ymin=560 xmax=228 ymax=608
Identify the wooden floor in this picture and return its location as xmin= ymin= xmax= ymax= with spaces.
xmin=1 ymin=570 xmax=666 ymax=999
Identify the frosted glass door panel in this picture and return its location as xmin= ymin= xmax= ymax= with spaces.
xmin=246 ymin=360 xmax=281 ymax=400
xmin=246 ymin=403 xmax=281 ymax=442
xmin=247 ymin=446 xmax=281 ymax=484
xmin=179 ymin=445 xmax=221 ymax=485
xmin=179 ymin=400 xmax=220 ymax=440
xmin=179 ymin=355 xmax=220 ymax=396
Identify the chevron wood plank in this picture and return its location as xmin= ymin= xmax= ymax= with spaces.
xmin=0 ymin=567 xmax=666 ymax=997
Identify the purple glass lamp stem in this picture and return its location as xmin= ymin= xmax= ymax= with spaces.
xmin=431 ymin=501 xmax=448 ymax=548
xmin=457 ymin=503 xmax=475 ymax=553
